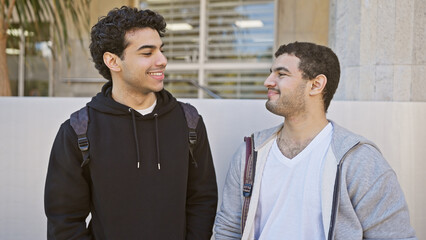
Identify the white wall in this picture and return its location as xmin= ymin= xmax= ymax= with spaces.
xmin=0 ymin=98 xmax=425 ymax=239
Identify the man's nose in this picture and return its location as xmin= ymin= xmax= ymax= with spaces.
xmin=156 ymin=51 xmax=167 ymax=67
xmin=264 ymin=73 xmax=276 ymax=88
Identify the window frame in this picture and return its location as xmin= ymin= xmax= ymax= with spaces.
xmin=141 ymin=0 xmax=278 ymax=99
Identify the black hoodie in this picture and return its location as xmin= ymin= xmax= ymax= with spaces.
xmin=45 ymin=82 xmax=218 ymax=239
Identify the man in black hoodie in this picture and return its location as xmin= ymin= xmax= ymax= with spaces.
xmin=44 ymin=6 xmax=218 ymax=239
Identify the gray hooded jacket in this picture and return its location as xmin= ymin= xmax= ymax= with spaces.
xmin=215 ymin=121 xmax=416 ymax=240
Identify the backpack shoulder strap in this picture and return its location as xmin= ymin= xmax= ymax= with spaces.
xmin=179 ymin=102 xmax=200 ymax=168
xmin=70 ymin=106 xmax=90 ymax=168
xmin=241 ymin=134 xmax=257 ymax=233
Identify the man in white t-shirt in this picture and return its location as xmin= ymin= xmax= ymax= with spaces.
xmin=215 ymin=42 xmax=417 ymax=240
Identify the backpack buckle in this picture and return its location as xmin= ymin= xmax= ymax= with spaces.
xmin=189 ymin=131 xmax=197 ymax=145
xmin=243 ymin=183 xmax=252 ymax=197
xmin=78 ymin=136 xmax=89 ymax=151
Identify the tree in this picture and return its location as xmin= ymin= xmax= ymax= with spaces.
xmin=0 ymin=0 xmax=91 ymax=96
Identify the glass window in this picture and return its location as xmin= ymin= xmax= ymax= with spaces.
xmin=7 ymin=23 xmax=52 ymax=96
xmin=141 ymin=0 xmax=201 ymax=63
xmin=164 ymin=71 xmax=199 ymax=98
xmin=140 ymin=0 xmax=274 ymax=99
xmin=205 ymin=69 xmax=268 ymax=99
xmin=206 ymin=0 xmax=274 ymax=62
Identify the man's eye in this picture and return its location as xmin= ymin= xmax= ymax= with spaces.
xmin=141 ymin=52 xmax=152 ymax=56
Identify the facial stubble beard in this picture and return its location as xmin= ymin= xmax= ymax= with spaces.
xmin=265 ymin=82 xmax=307 ymax=118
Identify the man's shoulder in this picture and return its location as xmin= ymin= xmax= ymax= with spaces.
xmin=251 ymin=124 xmax=282 ymax=147
xmin=176 ymin=101 xmax=200 ymax=129
xmin=330 ymin=121 xmax=381 ymax=159
xmin=330 ymin=121 xmax=390 ymax=177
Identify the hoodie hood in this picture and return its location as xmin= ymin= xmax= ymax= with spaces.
xmin=87 ymin=81 xmax=178 ymax=118
xmin=86 ymin=81 xmax=179 ymax=169
xmin=252 ymin=121 xmax=377 ymax=164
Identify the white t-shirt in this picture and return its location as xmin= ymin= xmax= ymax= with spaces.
xmin=254 ymin=123 xmax=333 ymax=240
xmin=136 ymin=100 xmax=157 ymax=116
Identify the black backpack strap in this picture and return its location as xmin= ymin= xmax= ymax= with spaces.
xmin=179 ymin=102 xmax=200 ymax=168
xmin=241 ymin=134 xmax=257 ymax=233
xmin=70 ymin=106 xmax=90 ymax=168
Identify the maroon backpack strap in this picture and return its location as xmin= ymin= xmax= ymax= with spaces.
xmin=241 ymin=134 xmax=257 ymax=233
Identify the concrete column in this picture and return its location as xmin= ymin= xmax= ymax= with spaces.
xmin=329 ymin=0 xmax=426 ymax=101
xmin=276 ymin=0 xmax=329 ymax=49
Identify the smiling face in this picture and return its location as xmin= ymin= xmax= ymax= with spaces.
xmin=264 ymin=53 xmax=310 ymax=118
xmin=115 ymin=27 xmax=167 ymax=96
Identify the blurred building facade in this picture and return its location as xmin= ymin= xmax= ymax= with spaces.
xmin=6 ymin=0 xmax=426 ymax=101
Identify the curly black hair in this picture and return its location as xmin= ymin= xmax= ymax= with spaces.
xmin=89 ymin=6 xmax=166 ymax=81
xmin=275 ymin=42 xmax=340 ymax=112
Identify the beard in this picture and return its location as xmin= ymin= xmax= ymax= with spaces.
xmin=265 ymin=83 xmax=306 ymax=118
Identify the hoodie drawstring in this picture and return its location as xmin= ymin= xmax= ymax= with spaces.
xmin=129 ymin=108 xmax=141 ymax=168
xmin=154 ymin=113 xmax=161 ymax=170
xmin=129 ymin=108 xmax=161 ymax=170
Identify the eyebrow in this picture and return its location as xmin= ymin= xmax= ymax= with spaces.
xmin=137 ymin=43 xmax=165 ymax=51
xmin=270 ymin=66 xmax=290 ymax=73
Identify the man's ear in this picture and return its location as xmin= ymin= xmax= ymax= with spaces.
xmin=309 ymin=74 xmax=327 ymax=96
xmin=103 ymin=52 xmax=121 ymax=72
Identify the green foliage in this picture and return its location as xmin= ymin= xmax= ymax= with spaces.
xmin=5 ymin=0 xmax=91 ymax=60
xmin=0 ymin=0 xmax=91 ymax=96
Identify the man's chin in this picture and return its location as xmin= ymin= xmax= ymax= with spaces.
xmin=265 ymin=100 xmax=275 ymax=113
xmin=154 ymin=87 xmax=164 ymax=92
xmin=153 ymin=84 xmax=164 ymax=92
xmin=265 ymin=101 xmax=285 ymax=117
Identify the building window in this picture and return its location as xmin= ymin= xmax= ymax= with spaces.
xmin=206 ymin=0 xmax=274 ymax=62
xmin=7 ymin=23 xmax=52 ymax=96
xmin=140 ymin=0 xmax=275 ymax=99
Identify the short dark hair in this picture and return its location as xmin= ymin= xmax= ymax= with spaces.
xmin=89 ymin=6 xmax=166 ymax=81
xmin=275 ymin=42 xmax=340 ymax=112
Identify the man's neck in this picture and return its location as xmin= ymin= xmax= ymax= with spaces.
xmin=277 ymin=114 xmax=329 ymax=159
xmin=111 ymin=86 xmax=157 ymax=110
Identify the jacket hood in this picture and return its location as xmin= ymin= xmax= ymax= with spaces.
xmin=252 ymin=120 xmax=376 ymax=163
xmin=86 ymin=81 xmax=179 ymax=170
xmin=329 ymin=121 xmax=378 ymax=161
xmin=87 ymin=81 xmax=178 ymax=118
